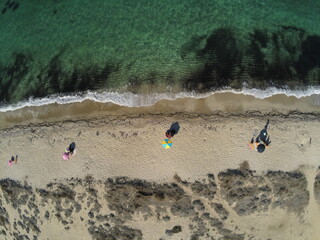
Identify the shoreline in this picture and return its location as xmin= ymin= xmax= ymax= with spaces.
xmin=2 ymin=87 xmax=320 ymax=112
xmin=1 ymin=91 xmax=320 ymax=130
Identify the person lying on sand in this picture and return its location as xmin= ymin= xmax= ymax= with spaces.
xmin=63 ymin=142 xmax=76 ymax=160
xmin=249 ymin=120 xmax=271 ymax=153
xmin=166 ymin=122 xmax=180 ymax=139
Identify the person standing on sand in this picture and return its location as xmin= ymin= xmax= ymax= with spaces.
xmin=166 ymin=122 xmax=180 ymax=139
xmin=249 ymin=120 xmax=271 ymax=153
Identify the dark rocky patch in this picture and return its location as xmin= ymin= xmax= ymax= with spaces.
xmin=192 ymin=199 xmax=205 ymax=211
xmin=0 ymin=204 xmax=10 ymax=228
xmin=211 ymin=203 xmax=229 ymax=220
xmin=17 ymin=220 xmax=24 ymax=229
xmin=1 ymin=25 xmax=320 ymax=105
xmin=36 ymin=181 xmax=83 ymax=226
xmin=181 ymin=26 xmax=320 ymax=91
xmin=87 ymin=225 xmax=142 ymax=240
xmin=314 ymin=169 xmax=320 ymax=202
xmin=239 ymin=161 xmax=250 ymax=171
xmin=13 ymin=232 xmax=31 ymax=240
xmin=64 ymin=207 xmax=73 ymax=218
xmin=105 ymin=177 xmax=193 ymax=219
xmin=266 ymin=171 xmax=309 ymax=213
xmin=7 ymin=1 xmax=16 ymax=8
xmin=0 ymin=178 xmax=32 ymax=209
xmin=219 ymin=169 xmax=308 ymax=215
xmin=74 ymin=202 xmax=82 ymax=212
xmin=219 ymin=169 xmax=271 ymax=215
xmin=0 ymin=170 xmax=312 ymax=239
xmin=84 ymin=182 xmax=102 ymax=215
xmin=162 ymin=215 xmax=170 ymax=221
xmin=44 ymin=211 xmax=50 ymax=219
xmin=0 ymin=53 xmax=31 ymax=103
xmin=190 ymin=176 xmax=217 ymax=200
xmin=202 ymin=212 xmax=223 ymax=229
xmin=218 ymin=232 xmax=245 ymax=240
xmin=189 ymin=216 xmax=207 ymax=239
xmin=37 ymin=183 xmax=75 ymax=200
xmin=88 ymin=211 xmax=94 ymax=219
xmin=183 ymin=28 xmax=240 ymax=90
xmin=170 ymin=196 xmax=194 ymax=217
xmin=1 ymin=7 xmax=7 ymax=14
xmin=165 ymin=225 xmax=182 ymax=236
xmin=12 ymin=2 xmax=19 ymax=11
xmin=0 ymin=51 xmax=117 ymax=104
xmin=1 ymin=0 xmax=19 ymax=15
xmin=21 ymin=214 xmax=40 ymax=234
xmin=180 ymin=35 xmax=207 ymax=59
xmin=296 ymin=35 xmax=320 ymax=79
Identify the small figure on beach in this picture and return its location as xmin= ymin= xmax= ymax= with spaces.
xmin=8 ymin=155 xmax=18 ymax=166
xmin=249 ymin=120 xmax=271 ymax=153
xmin=166 ymin=122 xmax=180 ymax=139
xmin=63 ymin=142 xmax=76 ymax=160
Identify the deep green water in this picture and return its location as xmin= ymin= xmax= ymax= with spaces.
xmin=1 ymin=0 xmax=320 ymax=104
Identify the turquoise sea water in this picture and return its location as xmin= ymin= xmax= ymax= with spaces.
xmin=1 ymin=0 xmax=320 ymax=105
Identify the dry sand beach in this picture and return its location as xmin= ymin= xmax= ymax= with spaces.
xmin=1 ymin=94 xmax=320 ymax=240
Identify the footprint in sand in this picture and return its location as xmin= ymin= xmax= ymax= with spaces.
xmin=84 ymin=162 xmax=90 ymax=171
xmin=295 ymin=131 xmax=312 ymax=152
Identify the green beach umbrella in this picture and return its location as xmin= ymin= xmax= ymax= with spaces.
xmin=162 ymin=139 xmax=173 ymax=149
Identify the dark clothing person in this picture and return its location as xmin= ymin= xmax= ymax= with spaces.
xmin=257 ymin=120 xmax=270 ymax=144
xmin=65 ymin=142 xmax=76 ymax=159
xmin=166 ymin=122 xmax=180 ymax=139
xmin=249 ymin=120 xmax=271 ymax=153
xmin=69 ymin=142 xmax=76 ymax=154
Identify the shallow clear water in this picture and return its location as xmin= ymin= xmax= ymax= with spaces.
xmin=1 ymin=0 xmax=320 ymax=109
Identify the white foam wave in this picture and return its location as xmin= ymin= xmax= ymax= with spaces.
xmin=239 ymin=86 xmax=320 ymax=99
xmin=1 ymin=87 xmax=320 ymax=112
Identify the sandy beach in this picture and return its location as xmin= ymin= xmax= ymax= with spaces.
xmin=1 ymin=102 xmax=320 ymax=239
xmin=1 ymin=0 xmax=320 ymax=239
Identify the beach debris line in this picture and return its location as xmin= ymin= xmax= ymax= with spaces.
xmin=62 ymin=142 xmax=76 ymax=160
xmin=249 ymin=120 xmax=271 ymax=153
